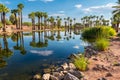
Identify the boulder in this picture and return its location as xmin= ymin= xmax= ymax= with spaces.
xmin=52 ymin=72 xmax=64 ymax=80
xmin=50 ymin=75 xmax=59 ymax=80
xmin=69 ymin=63 xmax=76 ymax=69
xmin=33 ymin=74 xmax=41 ymax=80
xmin=42 ymin=73 xmax=50 ymax=80
xmin=61 ymin=63 xmax=69 ymax=70
xmin=97 ymin=77 xmax=107 ymax=80
xmin=69 ymin=70 xmax=83 ymax=79
xmin=105 ymin=72 xmax=112 ymax=77
xmin=64 ymin=73 xmax=80 ymax=80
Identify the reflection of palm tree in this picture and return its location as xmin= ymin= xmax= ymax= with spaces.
xmin=56 ymin=31 xmax=61 ymax=41
xmin=30 ymin=31 xmax=36 ymax=47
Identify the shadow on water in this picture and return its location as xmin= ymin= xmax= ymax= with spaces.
xmin=0 ymin=30 xmax=87 ymax=80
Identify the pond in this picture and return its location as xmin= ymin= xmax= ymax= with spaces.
xmin=0 ymin=30 xmax=87 ymax=80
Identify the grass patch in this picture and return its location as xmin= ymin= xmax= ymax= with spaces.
xmin=73 ymin=55 xmax=88 ymax=71
xmin=94 ymin=38 xmax=109 ymax=51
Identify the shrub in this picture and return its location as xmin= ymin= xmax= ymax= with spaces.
xmin=6 ymin=19 xmax=12 ymax=25
xmin=0 ymin=22 xmax=3 ymax=28
xmin=23 ymin=22 xmax=32 ymax=27
xmin=82 ymin=26 xmax=116 ymax=42
xmin=73 ymin=55 xmax=88 ymax=71
xmin=94 ymin=38 xmax=109 ymax=51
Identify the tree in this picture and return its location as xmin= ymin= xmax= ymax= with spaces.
xmin=9 ymin=13 xmax=15 ymax=25
xmin=49 ymin=16 xmax=54 ymax=30
xmin=11 ymin=9 xmax=18 ymax=29
xmin=43 ymin=12 xmax=48 ymax=30
xmin=17 ymin=3 xmax=24 ymax=30
xmin=35 ymin=11 xmax=41 ymax=30
xmin=0 ymin=4 xmax=9 ymax=32
xmin=112 ymin=0 xmax=120 ymax=32
xmin=28 ymin=12 xmax=35 ymax=30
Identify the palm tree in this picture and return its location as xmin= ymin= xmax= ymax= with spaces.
xmin=40 ymin=12 xmax=43 ymax=30
xmin=35 ymin=11 xmax=41 ymax=30
xmin=0 ymin=4 xmax=9 ymax=32
xmin=73 ymin=18 xmax=76 ymax=26
xmin=28 ymin=12 xmax=35 ymax=30
xmin=17 ymin=3 xmax=24 ymax=30
xmin=11 ymin=9 xmax=18 ymax=29
xmin=43 ymin=12 xmax=48 ymax=30
xmin=112 ymin=0 xmax=120 ymax=32
xmin=49 ymin=16 xmax=54 ymax=30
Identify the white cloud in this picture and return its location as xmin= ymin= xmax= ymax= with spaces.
xmin=0 ymin=1 xmax=10 ymax=4
xmin=83 ymin=3 xmax=116 ymax=13
xmin=30 ymin=50 xmax=53 ymax=56
xmin=49 ymin=13 xmax=65 ymax=17
xmin=73 ymin=45 xmax=79 ymax=49
xmin=75 ymin=4 xmax=82 ymax=9
xmin=41 ymin=0 xmax=54 ymax=3
xmin=59 ymin=11 xmax=65 ymax=13
xmin=28 ymin=0 xmax=36 ymax=1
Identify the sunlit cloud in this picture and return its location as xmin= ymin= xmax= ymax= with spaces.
xmin=30 ymin=50 xmax=53 ymax=56
xmin=28 ymin=0 xmax=36 ymax=2
xmin=49 ymin=13 xmax=65 ymax=17
xmin=83 ymin=3 xmax=116 ymax=13
xmin=75 ymin=4 xmax=82 ymax=9
xmin=73 ymin=45 xmax=79 ymax=49
xmin=41 ymin=0 xmax=54 ymax=3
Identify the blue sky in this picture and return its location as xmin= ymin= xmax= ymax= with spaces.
xmin=0 ymin=0 xmax=117 ymax=22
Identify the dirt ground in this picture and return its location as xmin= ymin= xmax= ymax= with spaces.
xmin=83 ymin=37 xmax=120 ymax=80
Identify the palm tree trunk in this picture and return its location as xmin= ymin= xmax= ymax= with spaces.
xmin=38 ymin=18 xmax=40 ymax=30
xmin=21 ymin=12 xmax=23 ymax=30
xmin=3 ymin=12 xmax=6 ymax=32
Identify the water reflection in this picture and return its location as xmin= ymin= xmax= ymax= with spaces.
xmin=0 ymin=30 xmax=85 ymax=80
xmin=0 ymin=34 xmax=13 ymax=69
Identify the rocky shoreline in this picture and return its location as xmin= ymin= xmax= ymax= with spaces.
xmin=32 ymin=38 xmax=120 ymax=80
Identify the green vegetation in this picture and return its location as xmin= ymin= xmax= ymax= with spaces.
xmin=73 ymin=55 xmax=88 ymax=71
xmin=94 ymin=38 xmax=109 ymax=51
xmin=82 ymin=26 xmax=116 ymax=42
xmin=22 ymin=22 xmax=32 ymax=27
xmin=6 ymin=19 xmax=12 ymax=25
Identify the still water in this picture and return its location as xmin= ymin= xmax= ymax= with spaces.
xmin=0 ymin=30 xmax=87 ymax=80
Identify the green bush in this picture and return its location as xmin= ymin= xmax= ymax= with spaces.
xmin=73 ymin=55 xmax=88 ymax=71
xmin=23 ymin=22 xmax=32 ymax=27
xmin=94 ymin=38 xmax=109 ymax=51
xmin=82 ymin=26 xmax=116 ymax=42
xmin=6 ymin=19 xmax=12 ymax=25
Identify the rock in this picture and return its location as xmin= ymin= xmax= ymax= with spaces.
xmin=105 ymin=72 xmax=112 ymax=77
xmin=92 ymin=57 xmax=98 ymax=61
xmin=53 ymin=72 xmax=64 ymax=80
xmin=69 ymin=70 xmax=83 ymax=79
xmin=50 ymin=75 xmax=59 ymax=80
xmin=68 ymin=54 xmax=79 ymax=60
xmin=33 ymin=74 xmax=41 ymax=80
xmin=97 ymin=77 xmax=107 ymax=80
xmin=42 ymin=73 xmax=50 ymax=80
xmin=61 ymin=63 xmax=69 ymax=70
xmin=92 ymin=64 xmax=109 ymax=71
xmin=113 ymin=62 xmax=120 ymax=66
xmin=56 ymin=67 xmax=63 ymax=72
xmin=69 ymin=63 xmax=76 ymax=69
xmin=43 ymin=68 xmax=51 ymax=73
xmin=64 ymin=73 xmax=80 ymax=80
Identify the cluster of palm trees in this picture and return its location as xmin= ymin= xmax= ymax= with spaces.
xmin=11 ymin=3 xmax=24 ymax=29
xmin=112 ymin=0 xmax=120 ymax=32
xmin=81 ymin=15 xmax=109 ymax=28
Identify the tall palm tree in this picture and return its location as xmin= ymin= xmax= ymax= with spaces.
xmin=43 ymin=12 xmax=48 ymax=30
xmin=73 ymin=18 xmax=76 ymax=26
xmin=35 ymin=11 xmax=41 ymax=30
xmin=0 ymin=4 xmax=9 ymax=32
xmin=11 ymin=9 xmax=18 ymax=29
xmin=40 ymin=12 xmax=43 ymax=30
xmin=112 ymin=0 xmax=120 ymax=32
xmin=49 ymin=16 xmax=54 ymax=30
xmin=28 ymin=12 xmax=35 ymax=30
xmin=17 ymin=3 xmax=24 ymax=30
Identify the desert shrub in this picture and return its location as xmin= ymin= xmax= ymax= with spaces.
xmin=94 ymin=38 xmax=109 ymax=51
xmin=23 ymin=22 xmax=32 ymax=27
xmin=6 ymin=19 xmax=12 ymax=25
xmin=82 ymin=26 xmax=116 ymax=42
xmin=73 ymin=55 xmax=88 ymax=71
